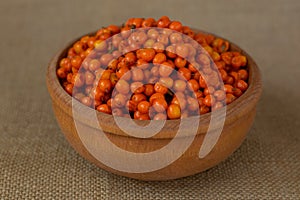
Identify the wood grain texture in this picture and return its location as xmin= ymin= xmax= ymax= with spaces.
xmin=46 ymin=30 xmax=262 ymax=181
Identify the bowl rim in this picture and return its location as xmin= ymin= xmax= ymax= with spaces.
xmin=46 ymin=29 xmax=262 ymax=139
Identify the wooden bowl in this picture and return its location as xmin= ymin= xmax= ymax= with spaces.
xmin=46 ymin=30 xmax=262 ymax=181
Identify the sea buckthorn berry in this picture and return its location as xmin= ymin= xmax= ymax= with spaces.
xmin=81 ymin=96 xmax=92 ymax=107
xmin=57 ymin=68 xmax=67 ymax=79
xmin=225 ymin=76 xmax=234 ymax=85
xmin=126 ymin=100 xmax=138 ymax=112
xmin=153 ymin=42 xmax=165 ymax=53
xmin=132 ymin=18 xmax=144 ymax=28
xmin=144 ymin=39 xmax=155 ymax=48
xmin=159 ymin=77 xmax=174 ymax=88
xmin=157 ymin=16 xmax=171 ymax=28
xmin=200 ymin=105 xmax=210 ymax=114
xmin=195 ymin=91 xmax=203 ymax=99
xmin=215 ymin=61 xmax=225 ymax=69
xmin=142 ymin=18 xmax=156 ymax=27
xmin=221 ymin=52 xmax=233 ymax=65
xmin=238 ymin=69 xmax=249 ymax=80
xmin=182 ymin=26 xmax=195 ymax=37
xmin=166 ymin=45 xmax=177 ymax=58
xmin=197 ymin=53 xmax=211 ymax=65
xmin=214 ymin=90 xmax=226 ymax=101
xmin=153 ymin=53 xmax=167 ymax=64
xmin=167 ymin=104 xmax=181 ymax=119
xmin=124 ymin=52 xmax=137 ymax=65
xmin=169 ymin=21 xmax=182 ymax=32
xmin=237 ymin=80 xmax=248 ymax=91
xmin=199 ymin=75 xmax=207 ymax=88
xmin=137 ymin=101 xmax=151 ymax=114
xmin=174 ymin=57 xmax=187 ymax=68
xmin=173 ymin=79 xmax=187 ymax=92
xmin=188 ymin=79 xmax=200 ymax=92
xmin=136 ymin=114 xmax=151 ymax=120
xmin=110 ymin=73 xmax=118 ymax=86
xmin=130 ymin=82 xmax=145 ymax=94
xmin=212 ymin=38 xmax=229 ymax=53
xmin=232 ymin=55 xmax=247 ymax=68
xmin=224 ymin=84 xmax=234 ymax=93
xmin=89 ymin=87 xmax=104 ymax=101
xmin=187 ymin=97 xmax=199 ymax=111
xmin=154 ymin=82 xmax=168 ymax=94
xmin=112 ymin=108 xmax=123 ymax=116
xmin=87 ymin=37 xmax=96 ymax=48
xmin=136 ymin=59 xmax=149 ymax=69
xmin=219 ymin=69 xmax=228 ymax=81
xmin=107 ymin=25 xmax=120 ymax=34
xmin=137 ymin=48 xmax=156 ymax=62
xmin=97 ymin=104 xmax=111 ymax=114
xmin=65 ymin=83 xmax=73 ymax=95
xmin=74 ymin=93 xmax=85 ymax=101
xmin=178 ymin=68 xmax=191 ymax=80
xmin=132 ymin=93 xmax=147 ymax=103
xmin=148 ymin=76 xmax=159 ymax=84
xmin=149 ymin=93 xmax=165 ymax=104
xmin=153 ymin=113 xmax=167 ymax=120
xmin=144 ymin=84 xmax=155 ymax=97
xmin=169 ymin=32 xmax=183 ymax=44
xmin=133 ymin=110 xmax=141 ymax=119
xmin=100 ymin=70 xmax=112 ymax=80
xmin=176 ymin=44 xmax=189 ymax=58
xmin=212 ymin=102 xmax=224 ymax=110
xmin=73 ymin=73 xmax=85 ymax=88
xmin=157 ymin=34 xmax=169 ymax=45
xmin=113 ymin=93 xmax=127 ymax=108
xmin=225 ymin=94 xmax=236 ymax=104
xmin=85 ymin=71 xmax=95 ymax=85
xmin=116 ymin=67 xmax=131 ymax=80
xmin=147 ymin=29 xmax=159 ymax=39
xmin=94 ymin=40 xmax=107 ymax=51
xmin=131 ymin=68 xmax=144 ymax=82
xmin=188 ymin=63 xmax=199 ymax=73
xmin=233 ymin=88 xmax=243 ymax=97
xmin=203 ymin=45 xmax=213 ymax=55
xmin=203 ymin=95 xmax=216 ymax=107
xmin=229 ymin=71 xmax=239 ymax=82
xmin=152 ymin=98 xmax=168 ymax=113
xmin=115 ymin=79 xmax=130 ymax=94
xmin=204 ymin=86 xmax=215 ymax=96
xmin=67 ymin=73 xmax=73 ymax=83
xmin=67 ymin=48 xmax=76 ymax=58
xmin=100 ymin=54 xmax=114 ymax=66
xmin=181 ymin=111 xmax=190 ymax=118
xmin=98 ymin=79 xmax=112 ymax=93
xmin=89 ymin=59 xmax=101 ymax=71
xmin=60 ymin=58 xmax=72 ymax=71
xmin=71 ymin=56 xmax=82 ymax=69
xmin=158 ymin=64 xmax=173 ymax=78
xmin=171 ymin=95 xmax=187 ymax=110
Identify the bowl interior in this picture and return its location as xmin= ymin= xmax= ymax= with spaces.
xmin=46 ymin=29 xmax=262 ymax=139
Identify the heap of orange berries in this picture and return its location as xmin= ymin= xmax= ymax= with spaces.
xmin=57 ymin=16 xmax=249 ymax=120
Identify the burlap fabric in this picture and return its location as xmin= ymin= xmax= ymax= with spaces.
xmin=0 ymin=0 xmax=299 ymax=199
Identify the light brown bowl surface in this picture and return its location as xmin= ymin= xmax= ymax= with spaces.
xmin=46 ymin=29 xmax=262 ymax=181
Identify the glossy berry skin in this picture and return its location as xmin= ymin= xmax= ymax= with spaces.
xmin=167 ymin=104 xmax=181 ymax=119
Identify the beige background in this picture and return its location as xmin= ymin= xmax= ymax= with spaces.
xmin=0 ymin=0 xmax=299 ymax=199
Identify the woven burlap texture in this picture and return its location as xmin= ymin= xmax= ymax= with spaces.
xmin=0 ymin=0 xmax=299 ymax=199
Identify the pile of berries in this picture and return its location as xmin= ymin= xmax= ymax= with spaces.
xmin=57 ymin=16 xmax=249 ymax=120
